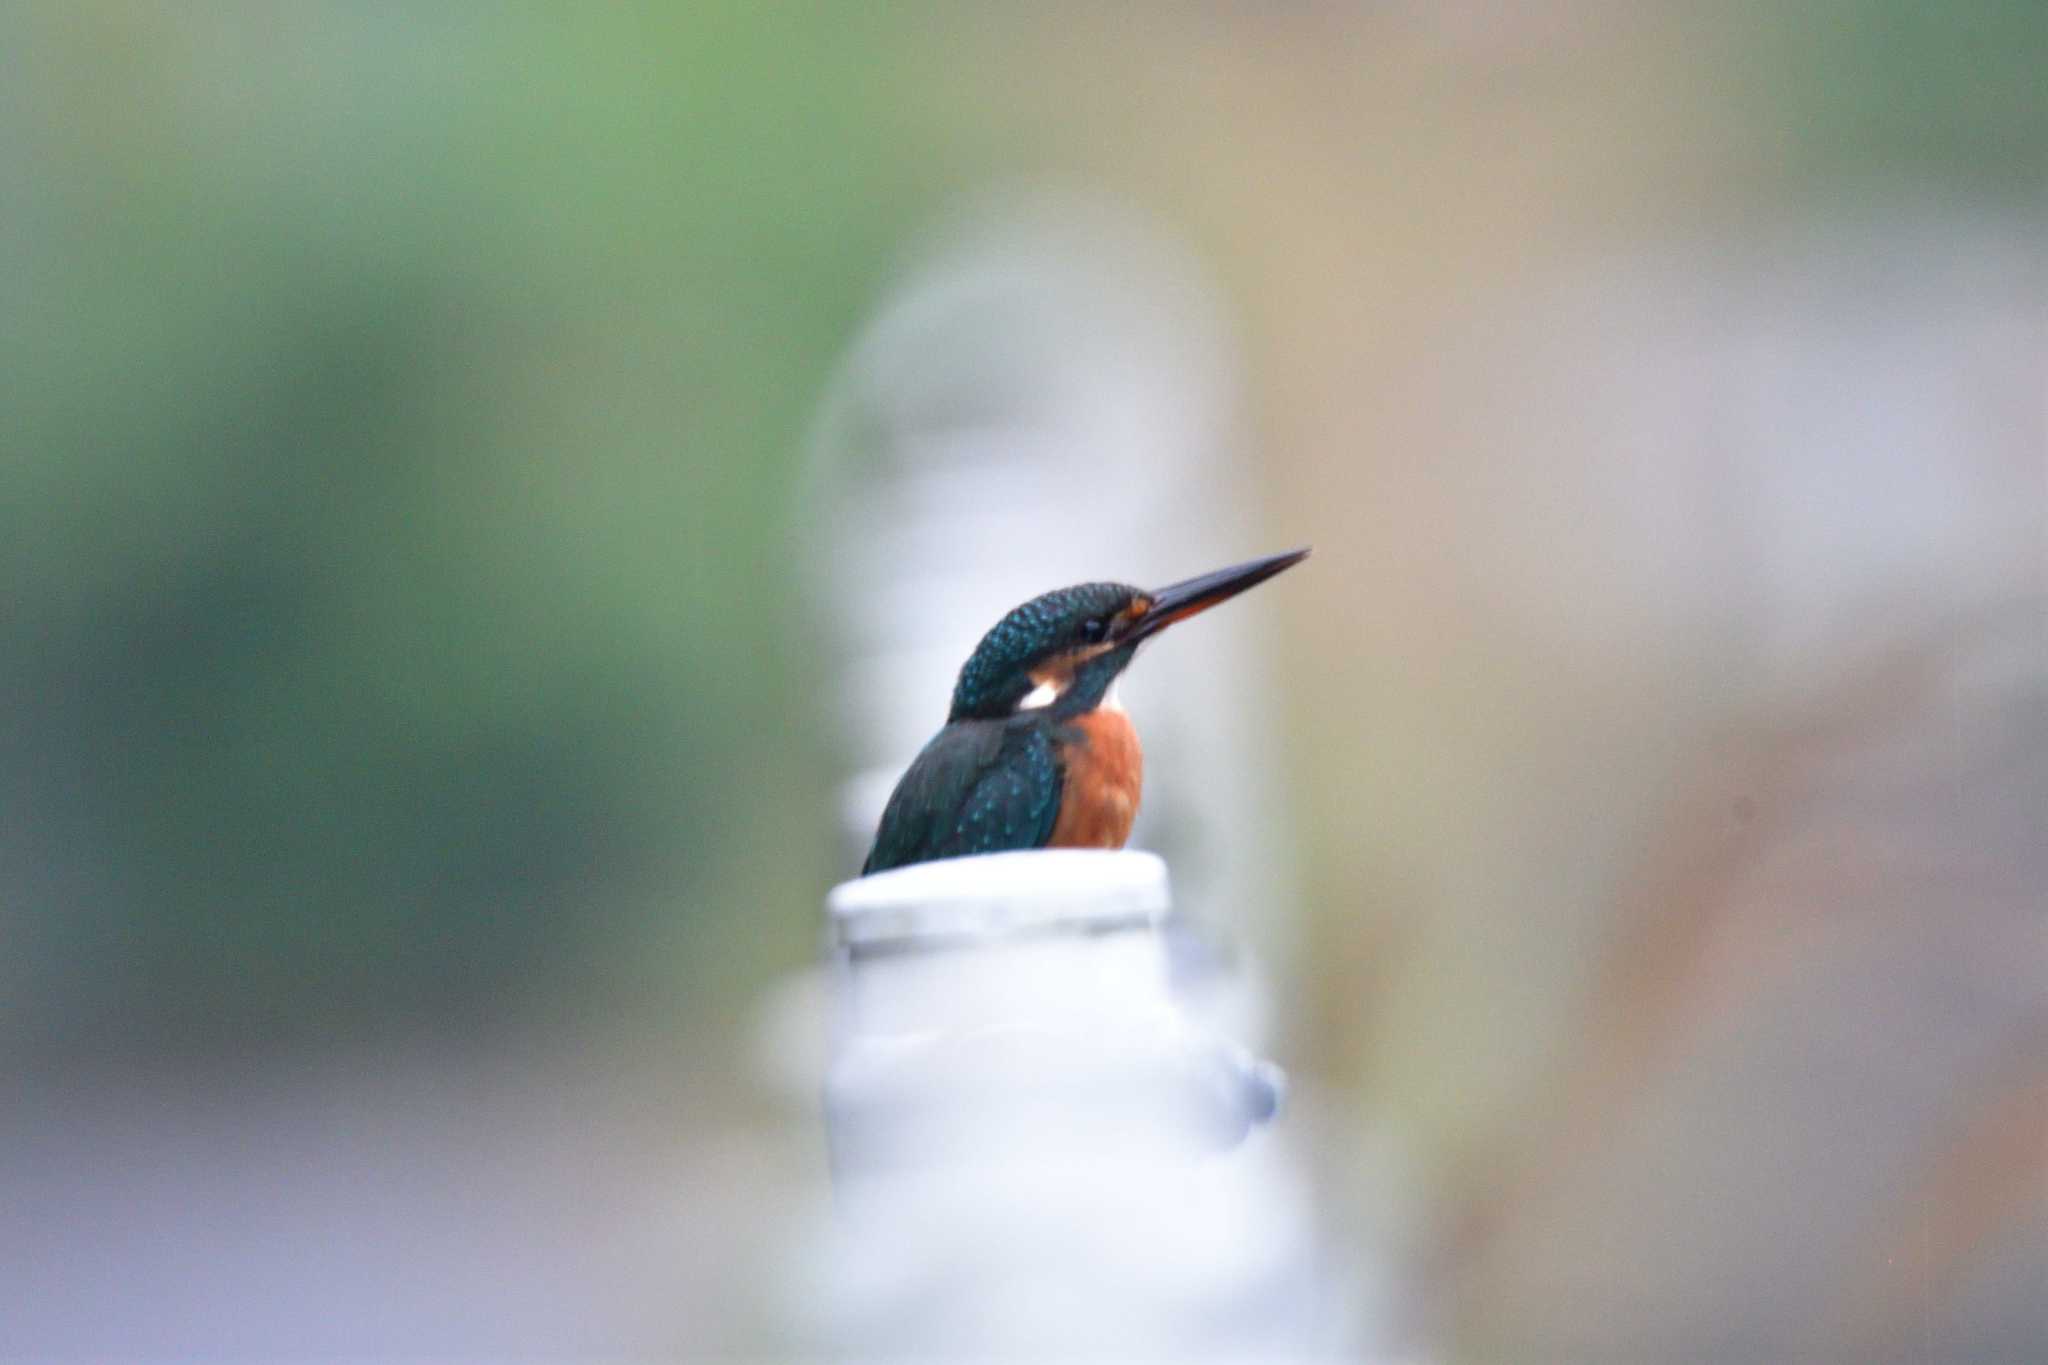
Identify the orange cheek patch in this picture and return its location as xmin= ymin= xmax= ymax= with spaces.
xmin=1028 ymin=658 xmax=1077 ymax=691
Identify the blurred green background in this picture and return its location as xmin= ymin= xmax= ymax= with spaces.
xmin=6 ymin=4 xmax=954 ymax=1061
xmin=4 ymin=3 xmax=2042 ymax=1358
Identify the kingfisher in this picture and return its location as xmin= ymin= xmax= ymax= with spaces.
xmin=861 ymin=547 xmax=1308 ymax=875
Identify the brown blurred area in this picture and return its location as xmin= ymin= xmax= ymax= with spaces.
xmin=934 ymin=4 xmax=2045 ymax=1358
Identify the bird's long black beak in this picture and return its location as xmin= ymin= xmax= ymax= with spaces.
xmin=1123 ymin=546 xmax=1310 ymax=643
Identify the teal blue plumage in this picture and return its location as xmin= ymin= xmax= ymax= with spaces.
xmin=860 ymin=715 xmax=1064 ymax=874
xmin=949 ymin=583 xmax=1137 ymax=720
xmin=862 ymin=582 xmax=1135 ymax=875
xmin=857 ymin=548 xmax=1309 ymax=877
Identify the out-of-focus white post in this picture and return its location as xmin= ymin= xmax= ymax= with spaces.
xmin=803 ymin=849 xmax=1333 ymax=1360
xmin=787 ymin=195 xmax=1354 ymax=1359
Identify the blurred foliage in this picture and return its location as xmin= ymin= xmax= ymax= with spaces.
xmin=3 ymin=2 xmax=2040 ymax=1080
xmin=1736 ymin=0 xmax=2048 ymax=202
xmin=3 ymin=3 xmax=951 ymax=1058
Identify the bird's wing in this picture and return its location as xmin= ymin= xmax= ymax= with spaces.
xmin=861 ymin=718 xmax=1062 ymax=874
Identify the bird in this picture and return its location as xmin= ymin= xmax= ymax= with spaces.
xmin=861 ymin=547 xmax=1309 ymax=875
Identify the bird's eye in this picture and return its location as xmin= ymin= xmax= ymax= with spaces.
xmin=1080 ymin=616 xmax=1107 ymax=643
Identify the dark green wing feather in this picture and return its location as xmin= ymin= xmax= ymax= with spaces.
xmin=861 ymin=718 xmax=1063 ymax=875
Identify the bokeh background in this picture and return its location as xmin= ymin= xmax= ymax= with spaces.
xmin=4 ymin=3 xmax=2042 ymax=1359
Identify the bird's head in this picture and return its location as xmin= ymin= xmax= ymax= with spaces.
xmin=947 ymin=547 xmax=1309 ymax=722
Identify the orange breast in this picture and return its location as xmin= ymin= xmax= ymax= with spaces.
xmin=1048 ymin=708 xmax=1144 ymax=850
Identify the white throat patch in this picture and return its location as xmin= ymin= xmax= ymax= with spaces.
xmin=1016 ymin=676 xmax=1124 ymax=714
xmin=1017 ymin=679 xmax=1061 ymax=711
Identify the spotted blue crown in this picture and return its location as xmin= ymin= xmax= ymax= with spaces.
xmin=949 ymin=581 xmax=1137 ymax=721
